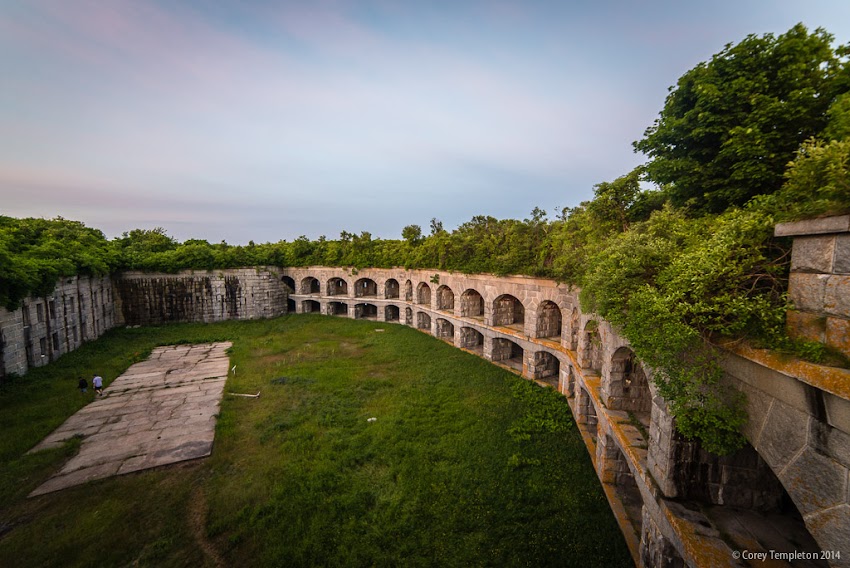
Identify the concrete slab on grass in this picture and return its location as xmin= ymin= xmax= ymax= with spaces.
xmin=29 ymin=342 xmax=232 ymax=497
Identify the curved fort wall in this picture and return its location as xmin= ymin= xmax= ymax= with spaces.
xmin=0 ymin=219 xmax=848 ymax=567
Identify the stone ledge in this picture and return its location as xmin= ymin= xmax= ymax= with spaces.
xmin=775 ymin=215 xmax=850 ymax=237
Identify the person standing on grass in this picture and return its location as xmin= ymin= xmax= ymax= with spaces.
xmin=92 ymin=374 xmax=103 ymax=396
xmin=78 ymin=377 xmax=88 ymax=394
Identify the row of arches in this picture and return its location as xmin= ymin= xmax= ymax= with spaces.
xmin=288 ymin=275 xmax=576 ymax=340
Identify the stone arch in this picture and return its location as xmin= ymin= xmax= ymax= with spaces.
xmin=436 ymin=285 xmax=455 ymax=312
xmin=384 ymin=305 xmax=400 ymax=322
xmin=404 ymin=280 xmax=413 ymax=302
xmin=569 ymin=307 xmax=580 ymax=350
xmin=327 ymin=277 xmax=348 ymax=296
xmin=491 ymin=337 xmax=523 ymax=372
xmin=328 ymin=301 xmax=348 ymax=316
xmin=581 ymin=320 xmax=603 ymax=372
xmin=354 ymin=278 xmax=378 ymax=298
xmin=354 ymin=303 xmax=378 ymax=319
xmin=404 ymin=307 xmax=413 ymax=325
xmin=492 ymin=294 xmax=524 ymax=327
xmin=301 ymin=277 xmax=320 ymax=295
xmin=460 ymin=289 xmax=484 ymax=319
xmin=536 ymin=300 xmax=562 ymax=339
xmin=435 ymin=318 xmax=454 ymax=340
xmin=459 ymin=327 xmax=483 ymax=353
xmin=416 ymin=282 xmax=432 ymax=306
xmin=607 ymin=347 xmax=651 ymax=419
xmin=281 ymin=275 xmax=295 ymax=293
xmin=416 ymin=311 xmax=431 ymax=331
xmin=531 ymin=351 xmax=559 ymax=384
xmin=385 ymin=278 xmax=400 ymax=299
xmin=301 ymin=299 xmax=320 ymax=313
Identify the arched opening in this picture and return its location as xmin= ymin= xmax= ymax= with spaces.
xmin=416 ymin=282 xmax=432 ymax=306
xmin=607 ymin=347 xmax=651 ymax=426
xmin=301 ymin=277 xmax=320 ymax=295
xmin=536 ymin=300 xmax=562 ymax=339
xmin=460 ymin=327 xmax=484 ymax=354
xmin=327 ymin=278 xmax=348 ymax=296
xmin=581 ymin=320 xmax=603 ymax=373
xmin=491 ymin=337 xmax=523 ymax=372
xmin=531 ymin=351 xmax=559 ymax=386
xmin=436 ymin=285 xmax=455 ymax=312
xmin=404 ymin=307 xmax=413 ymax=325
xmin=404 ymin=280 xmax=413 ymax=302
xmin=435 ymin=318 xmax=454 ymax=341
xmin=416 ymin=312 xmax=431 ymax=331
xmin=281 ymin=276 xmax=295 ymax=293
xmin=354 ymin=303 xmax=378 ymax=320
xmin=570 ymin=307 xmax=579 ymax=351
xmin=577 ymin=387 xmax=598 ymax=436
xmin=302 ymin=300 xmax=320 ymax=313
xmin=385 ymin=279 xmax=400 ymax=299
xmin=670 ymin=442 xmax=825 ymax=562
xmin=492 ymin=294 xmax=524 ymax=329
xmin=460 ymin=289 xmax=484 ymax=320
xmin=384 ymin=305 xmax=400 ymax=322
xmin=354 ymin=278 xmax=378 ymax=298
xmin=328 ymin=301 xmax=348 ymax=316
xmin=286 ymin=298 xmax=296 ymax=313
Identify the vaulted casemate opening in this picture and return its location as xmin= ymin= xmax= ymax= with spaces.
xmin=492 ymin=294 xmax=524 ymax=329
xmin=436 ymin=285 xmax=455 ymax=312
xmin=607 ymin=347 xmax=651 ymax=425
xmin=404 ymin=280 xmax=413 ymax=302
xmin=416 ymin=311 xmax=431 ymax=331
xmin=301 ymin=277 xmax=320 ymax=294
xmin=282 ymin=276 xmax=296 ymax=293
xmin=286 ymin=298 xmax=296 ymax=312
xmin=536 ymin=300 xmax=562 ymax=339
xmin=354 ymin=278 xmax=378 ymax=298
xmin=327 ymin=278 xmax=348 ymax=296
xmin=491 ymin=337 xmax=523 ymax=372
xmin=301 ymin=300 xmax=320 ymax=313
xmin=459 ymin=327 xmax=484 ymax=354
xmin=416 ymin=282 xmax=432 ymax=306
xmin=530 ymin=351 xmax=559 ymax=385
xmin=384 ymin=305 xmax=400 ymax=322
xmin=354 ymin=303 xmax=378 ymax=319
xmin=435 ymin=318 xmax=454 ymax=341
xmin=385 ymin=278 xmax=400 ymax=299
xmin=577 ymin=387 xmax=598 ymax=440
xmin=328 ymin=301 xmax=348 ymax=316
xmin=405 ymin=307 xmax=413 ymax=325
xmin=581 ymin=320 xmax=603 ymax=373
xmin=460 ymin=289 xmax=484 ymax=319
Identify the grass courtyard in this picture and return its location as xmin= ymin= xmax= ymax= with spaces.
xmin=0 ymin=314 xmax=631 ymax=567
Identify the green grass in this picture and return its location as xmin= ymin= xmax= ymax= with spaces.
xmin=0 ymin=314 xmax=632 ymax=567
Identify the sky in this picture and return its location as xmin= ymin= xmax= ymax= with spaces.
xmin=2 ymin=1 xmax=849 ymax=244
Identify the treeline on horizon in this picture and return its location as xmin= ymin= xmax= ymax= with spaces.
xmin=2 ymin=24 xmax=849 ymax=453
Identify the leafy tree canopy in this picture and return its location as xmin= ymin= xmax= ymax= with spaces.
xmin=635 ymin=24 xmax=849 ymax=213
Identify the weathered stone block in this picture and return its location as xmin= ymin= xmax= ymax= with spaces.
xmin=785 ymin=310 xmax=827 ymax=343
xmin=775 ymin=214 xmax=850 ymax=237
xmin=758 ymin=404 xmax=809 ymax=472
xmin=788 ymin=273 xmax=828 ymax=312
xmin=835 ymin=234 xmax=850 ymax=274
xmin=781 ymin=447 xmax=847 ymax=515
xmin=824 ymin=275 xmax=850 ymax=318
xmin=791 ymin=235 xmax=836 ymax=273
xmin=805 ymin=504 xmax=850 ymax=561
xmin=826 ymin=317 xmax=850 ymax=358
xmin=809 ymin=419 xmax=850 ymax=471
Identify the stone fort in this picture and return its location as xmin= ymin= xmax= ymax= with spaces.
xmin=1 ymin=216 xmax=848 ymax=567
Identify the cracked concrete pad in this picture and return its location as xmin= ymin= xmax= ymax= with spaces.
xmin=29 ymin=342 xmax=231 ymax=497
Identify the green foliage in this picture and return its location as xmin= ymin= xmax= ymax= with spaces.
xmin=635 ymin=24 xmax=849 ymax=213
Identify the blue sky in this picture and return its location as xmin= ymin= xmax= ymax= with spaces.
xmin=2 ymin=1 xmax=849 ymax=244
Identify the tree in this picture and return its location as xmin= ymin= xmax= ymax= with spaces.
xmin=586 ymin=168 xmax=643 ymax=231
xmin=635 ymin=24 xmax=849 ymax=214
xmin=401 ymin=224 xmax=423 ymax=246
